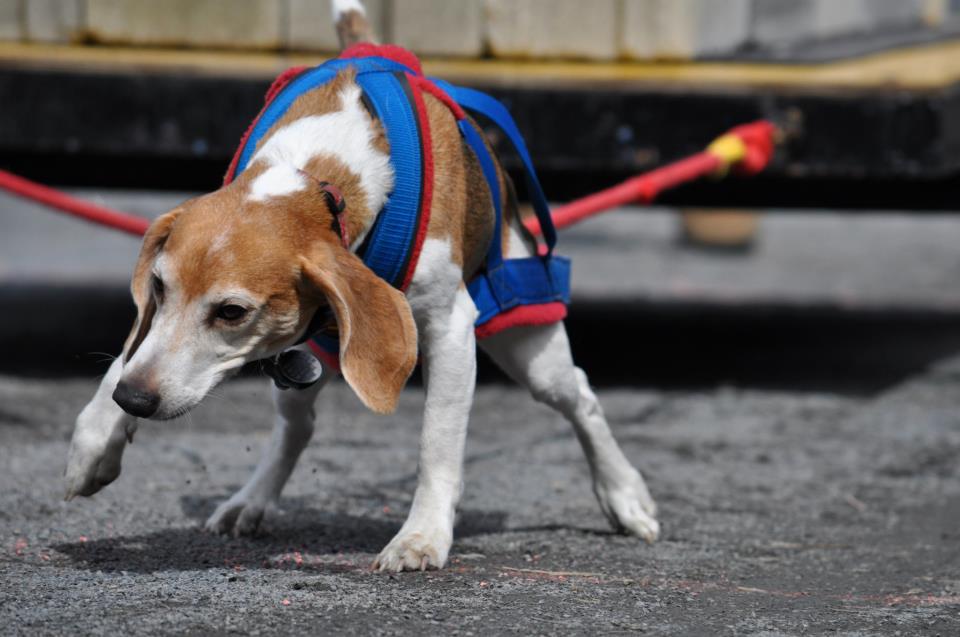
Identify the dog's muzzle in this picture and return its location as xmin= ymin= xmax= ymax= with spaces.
xmin=112 ymin=380 xmax=161 ymax=418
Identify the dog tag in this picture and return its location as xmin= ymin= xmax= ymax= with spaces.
xmin=264 ymin=350 xmax=324 ymax=390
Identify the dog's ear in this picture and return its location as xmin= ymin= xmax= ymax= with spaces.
xmin=300 ymin=244 xmax=417 ymax=414
xmin=123 ymin=210 xmax=180 ymax=362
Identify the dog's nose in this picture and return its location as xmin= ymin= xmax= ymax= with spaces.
xmin=112 ymin=380 xmax=160 ymax=418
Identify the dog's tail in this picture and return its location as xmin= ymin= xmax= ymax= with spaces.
xmin=332 ymin=0 xmax=377 ymax=49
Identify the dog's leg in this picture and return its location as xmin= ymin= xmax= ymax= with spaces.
xmin=480 ymin=322 xmax=660 ymax=542
xmin=64 ymin=358 xmax=137 ymax=500
xmin=64 ymin=358 xmax=136 ymax=499
xmin=374 ymin=282 xmax=477 ymax=572
xmin=206 ymin=349 xmax=330 ymax=536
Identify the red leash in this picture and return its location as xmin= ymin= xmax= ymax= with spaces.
xmin=0 ymin=168 xmax=150 ymax=236
xmin=524 ymin=120 xmax=777 ymax=237
xmin=1 ymin=120 xmax=777 ymax=240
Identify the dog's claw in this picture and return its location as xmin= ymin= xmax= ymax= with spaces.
xmin=205 ymin=496 xmax=269 ymax=537
xmin=374 ymin=530 xmax=450 ymax=572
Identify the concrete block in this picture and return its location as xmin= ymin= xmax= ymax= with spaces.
xmin=621 ymin=0 xmax=751 ymax=60
xmin=392 ymin=0 xmax=483 ymax=57
xmin=485 ymin=0 xmax=618 ymax=61
xmin=751 ymin=0 xmax=876 ymax=46
xmin=287 ymin=0 xmax=387 ymax=52
xmin=620 ymin=0 xmax=657 ymax=59
xmin=750 ymin=0 xmax=810 ymax=46
xmin=924 ymin=0 xmax=960 ymax=24
xmin=87 ymin=0 xmax=282 ymax=49
xmin=921 ymin=0 xmax=947 ymax=26
xmin=752 ymin=0 xmax=927 ymax=47
xmin=863 ymin=0 xmax=926 ymax=28
xmin=24 ymin=0 xmax=81 ymax=42
xmin=813 ymin=0 xmax=873 ymax=37
xmin=682 ymin=0 xmax=751 ymax=56
xmin=0 ymin=0 xmax=22 ymax=41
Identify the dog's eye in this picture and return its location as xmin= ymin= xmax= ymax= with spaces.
xmin=152 ymin=276 xmax=164 ymax=301
xmin=215 ymin=304 xmax=248 ymax=322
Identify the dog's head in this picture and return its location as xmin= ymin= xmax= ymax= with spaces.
xmin=114 ymin=185 xmax=417 ymax=420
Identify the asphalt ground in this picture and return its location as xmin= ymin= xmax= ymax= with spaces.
xmin=2 ymin=356 xmax=960 ymax=635
xmin=4 ymin=192 xmax=960 ymax=634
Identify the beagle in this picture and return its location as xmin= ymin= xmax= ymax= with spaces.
xmin=63 ymin=0 xmax=659 ymax=572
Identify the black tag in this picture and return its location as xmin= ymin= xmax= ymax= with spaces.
xmin=263 ymin=350 xmax=324 ymax=390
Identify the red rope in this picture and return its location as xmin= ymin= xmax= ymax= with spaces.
xmin=1 ymin=120 xmax=776 ymax=242
xmin=0 ymin=169 xmax=150 ymax=236
xmin=541 ymin=153 xmax=722 ymax=234
xmin=524 ymin=120 xmax=776 ymax=237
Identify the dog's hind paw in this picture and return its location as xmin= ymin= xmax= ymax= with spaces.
xmin=595 ymin=472 xmax=660 ymax=543
xmin=606 ymin=494 xmax=660 ymax=543
xmin=372 ymin=530 xmax=451 ymax=572
xmin=204 ymin=495 xmax=270 ymax=537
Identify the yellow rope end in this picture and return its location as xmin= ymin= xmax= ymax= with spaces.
xmin=706 ymin=134 xmax=748 ymax=177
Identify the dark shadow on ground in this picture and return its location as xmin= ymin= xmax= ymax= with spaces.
xmin=51 ymin=495 xmax=518 ymax=574
xmin=51 ymin=492 xmax=624 ymax=575
xmin=560 ymin=301 xmax=960 ymax=396
xmin=6 ymin=283 xmax=960 ymax=397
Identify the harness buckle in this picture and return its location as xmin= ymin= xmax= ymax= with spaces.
xmin=262 ymin=349 xmax=324 ymax=390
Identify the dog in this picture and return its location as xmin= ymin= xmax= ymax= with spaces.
xmin=63 ymin=0 xmax=659 ymax=572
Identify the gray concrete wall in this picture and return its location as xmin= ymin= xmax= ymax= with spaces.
xmin=0 ymin=0 xmax=955 ymax=60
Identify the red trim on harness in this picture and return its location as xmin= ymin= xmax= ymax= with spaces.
xmin=266 ymin=65 xmax=309 ymax=102
xmin=474 ymin=302 xmax=568 ymax=340
xmin=307 ymin=339 xmax=342 ymax=372
xmin=398 ymin=72 xmax=434 ymax=292
xmin=340 ymin=43 xmax=423 ymax=76
xmin=340 ymin=44 xmax=464 ymax=122
xmin=411 ymin=75 xmax=466 ymax=120
xmin=339 ymin=45 xmax=448 ymax=292
xmin=224 ymin=66 xmax=308 ymax=185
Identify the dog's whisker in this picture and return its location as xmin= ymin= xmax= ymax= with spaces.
xmin=84 ymin=351 xmax=119 ymax=364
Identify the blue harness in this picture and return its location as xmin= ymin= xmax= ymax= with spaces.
xmin=228 ymin=51 xmax=569 ymax=356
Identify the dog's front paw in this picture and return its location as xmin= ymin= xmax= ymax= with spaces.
xmin=205 ymin=494 xmax=272 ymax=537
xmin=595 ymin=471 xmax=660 ymax=543
xmin=373 ymin=528 xmax=452 ymax=572
xmin=63 ymin=428 xmax=128 ymax=500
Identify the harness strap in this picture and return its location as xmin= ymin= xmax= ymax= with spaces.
xmin=430 ymin=78 xmax=568 ymax=325
xmin=430 ymin=80 xmax=558 ymax=256
xmin=226 ymin=48 xmax=572 ymax=377
xmin=353 ymin=71 xmax=427 ymax=289
xmin=231 ymin=57 xmax=414 ymax=177
xmin=457 ymin=119 xmax=503 ymax=269
xmin=227 ymin=56 xmax=429 ymax=293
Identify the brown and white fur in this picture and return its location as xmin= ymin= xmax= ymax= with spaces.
xmin=63 ymin=0 xmax=659 ymax=571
